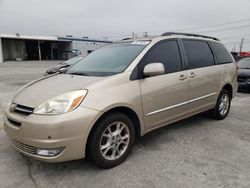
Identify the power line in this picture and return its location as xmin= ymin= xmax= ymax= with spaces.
xmin=139 ymin=17 xmax=250 ymax=35
xmin=198 ymin=24 xmax=250 ymax=34
xmin=223 ymin=41 xmax=250 ymax=45
xmin=220 ymin=34 xmax=250 ymax=40
xmin=221 ymin=36 xmax=250 ymax=43
xmin=223 ymin=41 xmax=240 ymax=45
xmin=104 ymin=18 xmax=250 ymax=40
xmin=177 ymin=18 xmax=250 ymax=32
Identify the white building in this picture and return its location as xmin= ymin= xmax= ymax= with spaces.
xmin=0 ymin=33 xmax=112 ymax=63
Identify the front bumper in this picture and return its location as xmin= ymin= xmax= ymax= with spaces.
xmin=4 ymin=105 xmax=102 ymax=162
xmin=238 ymin=82 xmax=250 ymax=91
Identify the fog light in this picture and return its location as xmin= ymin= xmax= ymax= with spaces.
xmin=36 ymin=147 xmax=64 ymax=157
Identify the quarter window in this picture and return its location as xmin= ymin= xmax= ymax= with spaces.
xmin=210 ymin=42 xmax=233 ymax=64
xmin=140 ymin=40 xmax=182 ymax=75
xmin=182 ymin=40 xmax=214 ymax=69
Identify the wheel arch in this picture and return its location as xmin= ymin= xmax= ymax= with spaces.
xmin=222 ymin=83 xmax=233 ymax=98
xmin=85 ymin=106 xmax=142 ymax=156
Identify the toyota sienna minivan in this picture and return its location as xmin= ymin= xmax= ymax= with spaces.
xmin=4 ymin=32 xmax=238 ymax=168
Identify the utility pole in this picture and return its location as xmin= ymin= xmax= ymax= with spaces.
xmin=132 ymin=32 xmax=135 ymax=39
xmin=0 ymin=38 xmax=3 ymax=63
xmin=233 ymin=44 xmax=236 ymax=52
xmin=239 ymin=38 xmax=244 ymax=53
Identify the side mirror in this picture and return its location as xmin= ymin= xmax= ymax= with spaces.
xmin=143 ymin=63 xmax=165 ymax=77
xmin=58 ymin=67 xmax=67 ymax=73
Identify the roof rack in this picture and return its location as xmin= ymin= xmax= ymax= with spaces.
xmin=121 ymin=37 xmax=133 ymax=41
xmin=161 ymin=32 xmax=219 ymax=41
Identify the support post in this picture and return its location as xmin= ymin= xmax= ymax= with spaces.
xmin=38 ymin=40 xmax=41 ymax=61
xmin=51 ymin=44 xmax=53 ymax=60
xmin=0 ymin=38 xmax=3 ymax=63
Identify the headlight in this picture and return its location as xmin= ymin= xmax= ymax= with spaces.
xmin=34 ymin=90 xmax=88 ymax=115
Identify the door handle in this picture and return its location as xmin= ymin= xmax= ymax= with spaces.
xmin=178 ymin=74 xmax=187 ymax=81
xmin=189 ymin=72 xmax=197 ymax=78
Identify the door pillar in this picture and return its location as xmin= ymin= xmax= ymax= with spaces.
xmin=0 ymin=38 xmax=3 ymax=63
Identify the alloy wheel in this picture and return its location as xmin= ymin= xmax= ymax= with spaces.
xmin=219 ymin=94 xmax=230 ymax=116
xmin=99 ymin=122 xmax=130 ymax=160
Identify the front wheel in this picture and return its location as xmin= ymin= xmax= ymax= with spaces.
xmin=87 ymin=112 xmax=135 ymax=169
xmin=209 ymin=89 xmax=231 ymax=120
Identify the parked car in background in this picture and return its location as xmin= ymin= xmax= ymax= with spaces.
xmin=4 ymin=32 xmax=237 ymax=169
xmin=45 ymin=56 xmax=83 ymax=75
xmin=237 ymin=57 xmax=250 ymax=92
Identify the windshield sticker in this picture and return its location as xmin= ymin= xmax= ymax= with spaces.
xmin=131 ymin=41 xmax=150 ymax=45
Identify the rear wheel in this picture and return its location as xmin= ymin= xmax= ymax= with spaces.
xmin=87 ymin=112 xmax=135 ymax=169
xmin=209 ymin=89 xmax=231 ymax=120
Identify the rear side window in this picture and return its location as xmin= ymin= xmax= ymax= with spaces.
xmin=210 ymin=42 xmax=233 ymax=64
xmin=140 ymin=40 xmax=182 ymax=74
xmin=182 ymin=40 xmax=214 ymax=69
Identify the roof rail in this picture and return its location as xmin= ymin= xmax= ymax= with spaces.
xmin=161 ymin=32 xmax=219 ymax=41
xmin=121 ymin=37 xmax=133 ymax=41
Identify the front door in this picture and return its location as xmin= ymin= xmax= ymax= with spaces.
xmin=139 ymin=40 xmax=189 ymax=131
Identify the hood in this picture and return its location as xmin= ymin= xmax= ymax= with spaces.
xmin=13 ymin=74 xmax=104 ymax=108
xmin=238 ymin=69 xmax=250 ymax=77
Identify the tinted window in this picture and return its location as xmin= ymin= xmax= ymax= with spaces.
xmin=210 ymin=42 xmax=233 ymax=64
xmin=182 ymin=40 xmax=214 ymax=69
xmin=140 ymin=40 xmax=182 ymax=74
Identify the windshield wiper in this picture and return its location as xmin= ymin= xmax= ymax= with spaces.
xmin=67 ymin=72 xmax=89 ymax=76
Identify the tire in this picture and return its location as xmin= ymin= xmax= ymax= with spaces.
xmin=209 ymin=89 xmax=231 ymax=120
xmin=87 ymin=112 xmax=135 ymax=169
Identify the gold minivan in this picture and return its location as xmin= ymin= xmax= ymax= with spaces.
xmin=4 ymin=32 xmax=238 ymax=168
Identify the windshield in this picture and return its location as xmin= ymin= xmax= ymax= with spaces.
xmin=66 ymin=41 xmax=149 ymax=76
xmin=64 ymin=56 xmax=83 ymax=65
xmin=238 ymin=58 xmax=250 ymax=69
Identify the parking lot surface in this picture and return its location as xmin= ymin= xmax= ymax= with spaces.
xmin=0 ymin=61 xmax=250 ymax=188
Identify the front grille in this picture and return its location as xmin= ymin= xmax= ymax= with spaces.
xmin=237 ymin=76 xmax=249 ymax=82
xmin=11 ymin=139 xmax=37 ymax=155
xmin=13 ymin=104 xmax=34 ymax=116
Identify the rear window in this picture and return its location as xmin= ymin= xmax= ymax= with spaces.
xmin=182 ymin=40 xmax=214 ymax=69
xmin=210 ymin=42 xmax=233 ymax=64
